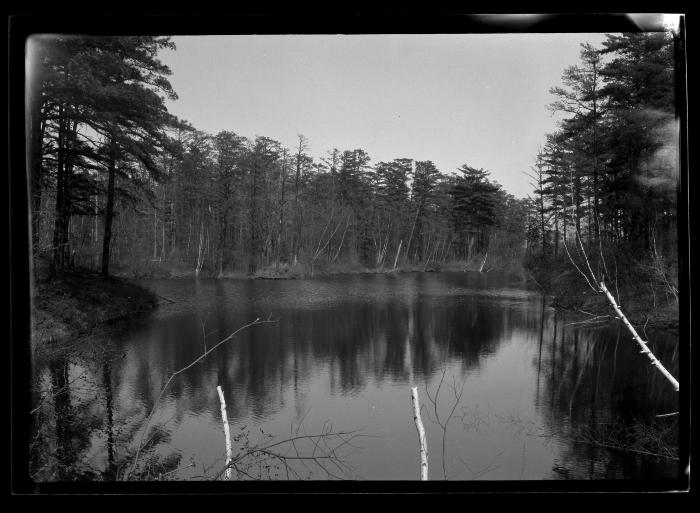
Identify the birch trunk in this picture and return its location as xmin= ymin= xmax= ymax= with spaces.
xmin=331 ymin=218 xmax=349 ymax=263
xmin=404 ymin=206 xmax=421 ymax=265
xmin=479 ymin=251 xmax=488 ymax=273
xmin=216 ymin=386 xmax=232 ymax=480
xmin=411 ymin=387 xmax=428 ymax=481
xmin=195 ymin=222 xmax=204 ymax=276
xmin=600 ymin=282 xmax=679 ymax=391
xmin=393 ymin=239 xmax=403 ymax=271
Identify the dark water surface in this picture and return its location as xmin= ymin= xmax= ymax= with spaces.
xmin=31 ymin=272 xmax=680 ymax=481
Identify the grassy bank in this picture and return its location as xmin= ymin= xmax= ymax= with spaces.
xmin=525 ymin=252 xmax=679 ymax=332
xmin=31 ymin=261 xmax=159 ymax=346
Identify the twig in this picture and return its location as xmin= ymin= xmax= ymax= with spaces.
xmin=158 ymin=461 xmax=196 ymax=480
xmin=211 ymin=427 xmax=366 ymax=481
xmin=424 ymin=367 xmax=465 ymax=480
xmin=126 ymin=317 xmax=276 ymax=479
xmin=568 ymin=438 xmax=679 ymax=461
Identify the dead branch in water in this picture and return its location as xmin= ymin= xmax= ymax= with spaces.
xmin=411 ymin=386 xmax=429 ymax=480
xmin=206 ymin=423 xmax=371 ymax=481
xmin=126 ymin=316 xmax=277 ymax=479
xmin=155 ymin=293 xmax=176 ymax=304
xmin=216 ymin=386 xmax=233 ymax=480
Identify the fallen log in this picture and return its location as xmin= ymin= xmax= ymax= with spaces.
xmin=600 ymin=282 xmax=679 ymax=392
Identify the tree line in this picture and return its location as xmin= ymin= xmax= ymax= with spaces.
xmin=28 ymin=35 xmax=527 ymax=278
xmin=525 ymin=32 xmax=679 ymax=288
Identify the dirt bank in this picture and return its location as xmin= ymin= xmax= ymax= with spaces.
xmin=31 ymin=266 xmax=159 ymax=346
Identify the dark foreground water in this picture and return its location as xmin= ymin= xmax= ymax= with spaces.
xmin=30 ymin=272 xmax=680 ymax=481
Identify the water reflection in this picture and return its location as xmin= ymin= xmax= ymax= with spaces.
xmin=30 ymin=272 xmax=680 ymax=481
xmin=532 ymin=310 xmax=679 ymax=479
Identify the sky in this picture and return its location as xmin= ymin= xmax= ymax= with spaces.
xmin=157 ymin=33 xmax=611 ymax=198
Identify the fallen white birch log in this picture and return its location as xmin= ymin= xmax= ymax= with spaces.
xmin=411 ymin=386 xmax=429 ymax=480
xmin=216 ymin=385 xmax=233 ymax=480
xmin=600 ymin=282 xmax=679 ymax=392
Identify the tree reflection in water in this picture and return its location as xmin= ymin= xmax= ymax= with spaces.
xmin=29 ymin=272 xmax=679 ymax=481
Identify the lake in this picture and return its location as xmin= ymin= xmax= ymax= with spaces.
xmin=30 ymin=271 xmax=680 ymax=481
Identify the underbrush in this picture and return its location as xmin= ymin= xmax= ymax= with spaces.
xmin=525 ymin=247 xmax=679 ymax=330
xmin=31 ymin=258 xmax=159 ymax=345
xmin=567 ymin=415 xmax=679 ymax=462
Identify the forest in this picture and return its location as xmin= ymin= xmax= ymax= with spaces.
xmin=27 ymin=32 xmax=680 ymax=298
xmin=21 ymin=29 xmax=684 ymax=486
xmin=523 ymin=32 xmax=679 ymax=324
xmin=28 ymin=36 xmax=529 ymax=281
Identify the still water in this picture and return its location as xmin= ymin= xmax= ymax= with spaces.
xmin=31 ymin=272 xmax=680 ymax=481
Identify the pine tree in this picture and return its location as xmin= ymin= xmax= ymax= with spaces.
xmin=28 ymin=36 xmax=179 ymax=276
xmin=451 ymin=165 xmax=501 ymax=258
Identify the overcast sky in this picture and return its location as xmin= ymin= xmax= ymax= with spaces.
xmin=158 ymin=33 xmax=611 ymax=198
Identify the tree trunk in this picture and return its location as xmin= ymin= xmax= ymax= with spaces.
xmin=161 ymin=220 xmax=165 ymax=263
xmin=195 ymin=222 xmax=204 ymax=276
xmin=30 ymin=104 xmax=45 ymax=255
xmin=51 ymin=113 xmax=78 ymax=273
xmin=101 ymin=138 xmax=117 ymax=278
xmin=404 ymin=203 xmax=422 ymax=265
xmin=218 ymin=202 xmax=227 ymax=277
xmin=554 ymin=205 xmax=559 ymax=258
xmin=586 ymin=189 xmax=592 ymax=245
xmin=293 ymin=145 xmax=303 ymax=264
xmin=574 ymin=173 xmax=582 ymax=238
xmin=599 ymin=282 xmax=679 ymax=391
xmin=92 ymin=194 xmax=98 ymax=269
xmin=153 ymin=207 xmax=158 ymax=260
xmin=592 ymin=62 xmax=601 ymax=243
xmin=393 ymin=239 xmax=403 ymax=271
xmin=410 ymin=387 xmax=429 ymax=481
xmin=276 ymin=157 xmax=287 ymax=272
xmin=539 ymin=194 xmax=546 ymax=257
xmin=51 ymin=111 xmax=67 ymax=272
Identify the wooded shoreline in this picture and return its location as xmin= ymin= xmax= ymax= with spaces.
xmin=30 ymin=255 xmax=522 ymax=347
xmin=31 ymin=260 xmax=677 ymax=355
xmin=31 ymin=266 xmax=158 ymax=347
xmin=527 ymin=254 xmax=679 ymax=332
xmin=27 ymin=34 xmax=680 ymax=331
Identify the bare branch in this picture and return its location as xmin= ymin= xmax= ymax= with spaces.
xmin=126 ymin=317 xmax=277 ymax=479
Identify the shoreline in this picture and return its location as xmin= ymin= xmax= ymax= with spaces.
xmin=31 ymin=267 xmax=160 ymax=348
xmin=113 ymin=258 xmax=524 ymax=281
xmin=525 ymin=260 xmax=679 ymax=333
xmin=30 ymin=263 xmax=506 ymax=349
xmin=31 ymin=259 xmax=677 ymax=351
